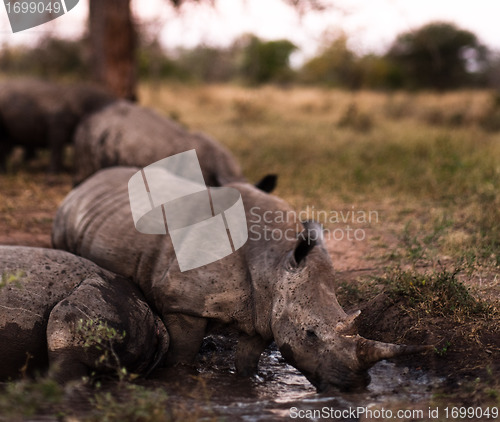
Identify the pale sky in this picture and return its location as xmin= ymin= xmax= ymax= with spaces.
xmin=1 ymin=0 xmax=499 ymax=64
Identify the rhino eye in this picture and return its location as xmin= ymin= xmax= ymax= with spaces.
xmin=306 ymin=329 xmax=318 ymax=339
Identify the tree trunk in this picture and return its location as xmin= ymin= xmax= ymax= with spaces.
xmin=89 ymin=0 xmax=137 ymax=101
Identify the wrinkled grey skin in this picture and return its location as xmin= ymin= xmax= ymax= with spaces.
xmin=0 ymin=79 xmax=115 ymax=172
xmin=73 ymin=101 xmax=245 ymax=186
xmin=53 ymin=167 xmax=430 ymax=392
xmin=0 ymin=246 xmax=168 ymax=382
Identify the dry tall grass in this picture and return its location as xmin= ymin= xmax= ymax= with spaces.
xmin=140 ymin=84 xmax=500 ymax=268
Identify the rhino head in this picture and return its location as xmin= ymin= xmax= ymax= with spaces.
xmin=269 ymin=221 xmax=430 ymax=392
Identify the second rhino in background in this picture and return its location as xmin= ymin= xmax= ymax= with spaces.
xmin=73 ymin=101 xmax=261 ymax=187
xmin=0 ymin=79 xmax=116 ymax=172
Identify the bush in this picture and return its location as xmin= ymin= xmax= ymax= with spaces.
xmin=380 ymin=268 xmax=491 ymax=318
xmin=239 ymin=35 xmax=297 ymax=84
xmin=0 ymin=36 xmax=87 ymax=78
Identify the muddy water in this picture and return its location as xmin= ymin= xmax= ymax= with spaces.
xmin=149 ymin=336 xmax=442 ymax=421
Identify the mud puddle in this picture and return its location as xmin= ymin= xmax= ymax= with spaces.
xmin=147 ymin=336 xmax=443 ymax=421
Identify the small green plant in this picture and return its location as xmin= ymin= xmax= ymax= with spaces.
xmin=434 ymin=341 xmax=451 ymax=356
xmin=379 ymin=268 xmax=491 ymax=318
xmin=0 ymin=270 xmax=26 ymax=289
xmin=335 ymin=280 xmax=374 ymax=308
xmin=337 ymin=281 xmax=362 ymax=301
xmin=486 ymin=388 xmax=498 ymax=400
xmin=76 ymin=319 xmax=128 ymax=381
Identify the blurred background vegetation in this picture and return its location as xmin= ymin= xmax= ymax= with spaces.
xmin=1 ymin=21 xmax=499 ymax=90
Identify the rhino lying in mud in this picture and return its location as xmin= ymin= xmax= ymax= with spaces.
xmin=0 ymin=246 xmax=168 ymax=382
xmin=72 ymin=101 xmax=276 ymax=190
xmin=0 ymin=79 xmax=115 ymax=172
xmin=53 ymin=167 xmax=430 ymax=392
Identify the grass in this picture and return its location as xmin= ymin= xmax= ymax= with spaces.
xmin=77 ymin=318 xmax=129 ymax=381
xmin=0 ymin=270 xmax=26 ymax=289
xmin=87 ymin=384 xmax=171 ymax=422
xmin=377 ymin=267 xmax=494 ymax=319
xmin=0 ymin=377 xmax=64 ymax=421
xmin=0 ymin=378 xmax=208 ymax=422
xmin=140 ymin=84 xmax=500 ymax=267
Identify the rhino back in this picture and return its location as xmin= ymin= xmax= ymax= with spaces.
xmin=0 ymin=79 xmax=115 ymax=151
xmin=47 ymin=275 xmax=169 ymax=381
xmin=64 ymin=84 xmax=115 ymax=116
xmin=52 ymin=167 xmax=170 ymax=284
xmin=73 ymin=101 xmax=245 ymax=185
xmin=53 ymin=167 xmax=258 ymax=331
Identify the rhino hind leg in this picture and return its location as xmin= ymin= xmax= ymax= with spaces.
xmin=47 ymin=350 xmax=89 ymax=383
xmin=47 ymin=277 xmax=169 ymax=383
xmin=0 ymin=142 xmax=12 ymax=173
xmin=47 ymin=132 xmax=64 ymax=173
xmin=24 ymin=146 xmax=37 ymax=161
xmin=0 ymin=121 xmax=12 ymax=172
xmin=46 ymin=289 xmax=117 ymax=383
xmin=46 ymin=112 xmax=73 ymax=173
xmin=163 ymin=313 xmax=207 ymax=367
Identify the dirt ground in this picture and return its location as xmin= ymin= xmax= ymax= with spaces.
xmin=1 ymin=167 xmax=499 ymax=409
xmin=327 ymin=234 xmax=500 ymax=407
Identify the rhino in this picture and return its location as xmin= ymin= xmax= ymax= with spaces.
xmin=0 ymin=246 xmax=168 ymax=382
xmin=52 ymin=167 xmax=430 ymax=392
xmin=72 ymin=100 xmax=276 ymax=191
xmin=0 ymin=79 xmax=115 ymax=173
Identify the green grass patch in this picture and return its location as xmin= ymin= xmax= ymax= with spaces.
xmin=77 ymin=319 xmax=131 ymax=382
xmin=378 ymin=268 xmax=493 ymax=318
xmin=0 ymin=378 xmax=209 ymax=422
xmin=0 ymin=377 xmax=64 ymax=420
xmin=0 ymin=270 xmax=26 ymax=289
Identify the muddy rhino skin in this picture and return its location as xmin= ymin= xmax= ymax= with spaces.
xmin=0 ymin=246 xmax=168 ymax=381
xmin=52 ymin=167 xmax=430 ymax=391
xmin=0 ymin=79 xmax=115 ymax=172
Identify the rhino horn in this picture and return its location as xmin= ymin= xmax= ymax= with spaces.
xmin=335 ymin=310 xmax=361 ymax=334
xmin=356 ymin=337 xmax=434 ymax=368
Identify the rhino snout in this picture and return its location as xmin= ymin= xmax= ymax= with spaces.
xmin=314 ymin=367 xmax=371 ymax=393
xmin=277 ymin=328 xmax=433 ymax=392
xmin=278 ymin=338 xmax=371 ymax=392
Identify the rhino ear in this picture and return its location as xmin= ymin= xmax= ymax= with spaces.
xmin=255 ymin=174 xmax=278 ymax=193
xmin=291 ymin=221 xmax=323 ymax=267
